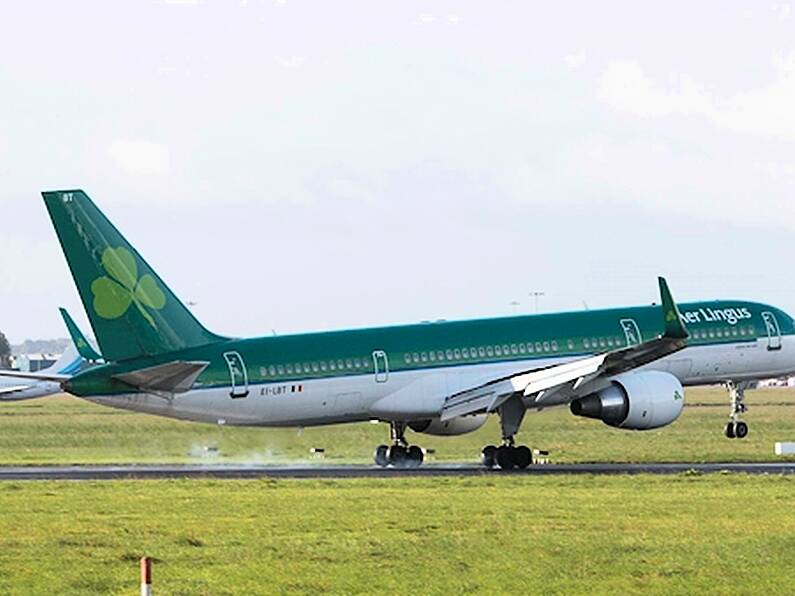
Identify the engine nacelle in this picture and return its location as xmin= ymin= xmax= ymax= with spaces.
xmin=570 ymin=371 xmax=684 ymax=430
xmin=408 ymin=414 xmax=488 ymax=436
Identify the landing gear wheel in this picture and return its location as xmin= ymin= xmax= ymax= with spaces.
xmin=374 ymin=444 xmax=389 ymax=467
xmin=388 ymin=444 xmax=408 ymax=467
xmin=407 ymin=445 xmax=424 ymax=467
xmin=481 ymin=445 xmax=497 ymax=468
xmin=735 ymin=421 xmax=749 ymax=439
xmin=725 ymin=422 xmax=736 ymax=439
xmin=496 ymin=445 xmax=516 ymax=470
xmin=514 ymin=445 xmax=532 ymax=469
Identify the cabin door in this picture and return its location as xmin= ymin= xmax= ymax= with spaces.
xmin=761 ymin=312 xmax=782 ymax=351
xmin=224 ymin=351 xmax=250 ymax=398
xmin=620 ymin=319 xmax=642 ymax=347
xmin=373 ymin=350 xmax=389 ymax=383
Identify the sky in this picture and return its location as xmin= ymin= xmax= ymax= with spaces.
xmin=1 ymin=1 xmax=794 ymax=344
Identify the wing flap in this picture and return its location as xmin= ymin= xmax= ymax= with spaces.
xmin=113 ymin=361 xmax=209 ymax=394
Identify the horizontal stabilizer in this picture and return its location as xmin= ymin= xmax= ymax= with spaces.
xmin=0 ymin=370 xmax=70 ymax=382
xmin=113 ymin=361 xmax=209 ymax=394
xmin=0 ymin=385 xmax=33 ymax=395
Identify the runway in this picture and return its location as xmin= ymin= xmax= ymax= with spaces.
xmin=1 ymin=462 xmax=795 ymax=480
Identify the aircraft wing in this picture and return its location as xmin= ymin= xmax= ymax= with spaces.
xmin=440 ymin=277 xmax=689 ymax=421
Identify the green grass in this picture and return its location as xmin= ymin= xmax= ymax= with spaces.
xmin=0 ymin=475 xmax=794 ymax=594
xmin=1 ymin=387 xmax=794 ymax=464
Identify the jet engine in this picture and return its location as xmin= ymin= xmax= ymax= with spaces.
xmin=408 ymin=413 xmax=488 ymax=436
xmin=569 ymin=371 xmax=684 ymax=430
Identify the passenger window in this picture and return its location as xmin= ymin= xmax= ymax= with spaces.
xmin=598 ymin=338 xmax=606 ymax=348
xmin=583 ymin=339 xmax=590 ymax=349
xmin=429 ymin=351 xmax=436 ymax=361
xmin=404 ymin=354 xmax=411 ymax=364
xmin=543 ymin=341 xmax=550 ymax=352
xmin=437 ymin=351 xmax=445 ymax=360
xmin=421 ymin=352 xmax=428 ymax=362
xmin=454 ymin=348 xmax=461 ymax=359
xmin=567 ymin=340 xmax=574 ymax=350
xmin=535 ymin=342 xmax=542 ymax=352
xmin=345 ymin=359 xmax=352 ymax=369
xmin=286 ymin=364 xmax=293 ymax=374
xmin=708 ymin=330 xmax=715 ymax=338
xmin=486 ymin=346 xmax=494 ymax=357
xmin=277 ymin=365 xmax=285 ymax=375
xmin=478 ymin=347 xmax=486 ymax=357
xmin=446 ymin=349 xmax=454 ymax=359
xmin=268 ymin=365 xmax=276 ymax=376
xmin=412 ymin=353 xmax=420 ymax=363
xmin=321 ymin=361 xmax=328 ymax=371
xmin=461 ymin=348 xmax=469 ymax=359
xmin=519 ymin=343 xmax=527 ymax=354
xmin=309 ymin=362 xmax=317 ymax=373
xmin=502 ymin=345 xmax=510 ymax=355
xmin=330 ymin=360 xmax=337 ymax=370
xmin=551 ymin=341 xmax=558 ymax=351
xmin=739 ymin=328 xmax=746 ymax=336
xmin=511 ymin=344 xmax=518 ymax=355
xmin=495 ymin=346 xmax=502 ymax=356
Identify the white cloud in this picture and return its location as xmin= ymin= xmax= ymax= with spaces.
xmin=563 ymin=51 xmax=586 ymax=69
xmin=107 ymin=138 xmax=171 ymax=176
xmin=598 ymin=53 xmax=795 ymax=137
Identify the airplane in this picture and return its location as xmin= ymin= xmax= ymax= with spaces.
xmin=0 ymin=308 xmax=99 ymax=401
xmin=6 ymin=190 xmax=795 ymax=469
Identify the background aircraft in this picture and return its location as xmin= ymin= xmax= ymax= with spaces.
xmin=8 ymin=190 xmax=795 ymax=468
xmin=0 ymin=308 xmax=99 ymax=401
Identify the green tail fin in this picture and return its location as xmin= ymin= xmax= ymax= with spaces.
xmin=44 ymin=190 xmax=225 ymax=362
xmin=59 ymin=307 xmax=103 ymax=362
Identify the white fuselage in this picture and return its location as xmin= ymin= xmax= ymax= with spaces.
xmin=87 ymin=336 xmax=795 ymax=427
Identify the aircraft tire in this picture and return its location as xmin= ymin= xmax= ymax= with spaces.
xmin=374 ymin=444 xmax=389 ymax=467
xmin=735 ymin=421 xmax=748 ymax=439
xmin=481 ymin=445 xmax=497 ymax=468
xmin=496 ymin=445 xmax=516 ymax=470
xmin=725 ymin=422 xmax=736 ymax=439
xmin=514 ymin=445 xmax=532 ymax=469
xmin=407 ymin=445 xmax=424 ymax=467
xmin=388 ymin=444 xmax=408 ymax=467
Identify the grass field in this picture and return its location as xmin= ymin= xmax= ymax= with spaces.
xmin=1 ymin=475 xmax=794 ymax=594
xmin=1 ymin=387 xmax=794 ymax=465
xmin=1 ymin=388 xmax=794 ymax=594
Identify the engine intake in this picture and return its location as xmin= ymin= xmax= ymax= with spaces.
xmin=570 ymin=371 xmax=684 ymax=430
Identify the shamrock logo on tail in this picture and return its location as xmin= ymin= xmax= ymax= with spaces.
xmin=91 ymin=247 xmax=166 ymax=329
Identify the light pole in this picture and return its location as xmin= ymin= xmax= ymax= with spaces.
xmin=529 ymin=291 xmax=545 ymax=313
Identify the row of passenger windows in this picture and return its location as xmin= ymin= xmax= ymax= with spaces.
xmin=260 ymin=326 xmax=759 ymax=379
xmin=691 ymin=326 xmax=755 ymax=340
xmin=261 ymin=358 xmax=369 ymax=378
xmin=402 ymin=340 xmax=577 ymax=365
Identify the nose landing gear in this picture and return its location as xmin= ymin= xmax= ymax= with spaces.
xmin=374 ymin=421 xmax=425 ymax=468
xmin=725 ymin=381 xmax=750 ymax=439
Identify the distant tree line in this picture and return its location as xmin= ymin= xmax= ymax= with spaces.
xmin=0 ymin=330 xmax=10 ymax=368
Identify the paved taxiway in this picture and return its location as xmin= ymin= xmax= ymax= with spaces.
xmin=0 ymin=462 xmax=794 ymax=480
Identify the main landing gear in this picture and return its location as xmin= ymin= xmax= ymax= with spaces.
xmin=374 ymin=422 xmax=424 ymax=468
xmin=482 ymin=396 xmax=532 ymax=470
xmin=724 ymin=381 xmax=749 ymax=439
